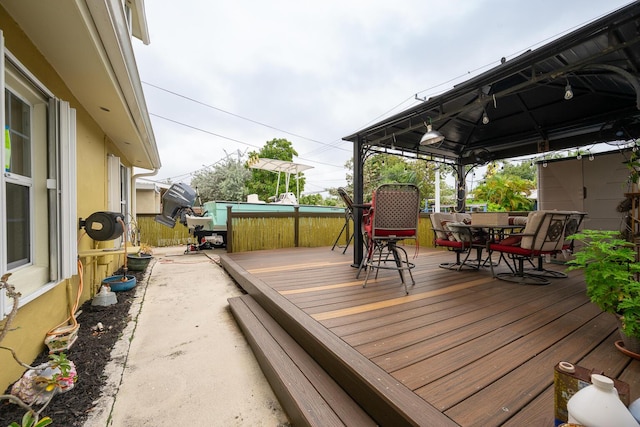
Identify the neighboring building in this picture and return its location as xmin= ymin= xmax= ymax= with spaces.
xmin=0 ymin=1 xmax=162 ymax=391
xmin=136 ymin=179 xmax=169 ymax=215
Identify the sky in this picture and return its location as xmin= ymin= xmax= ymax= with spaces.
xmin=132 ymin=0 xmax=634 ymax=196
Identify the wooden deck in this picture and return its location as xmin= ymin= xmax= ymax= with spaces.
xmin=221 ymin=246 xmax=640 ymax=426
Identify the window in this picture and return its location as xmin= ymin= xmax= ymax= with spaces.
xmin=5 ymin=89 xmax=32 ymax=270
xmin=1 ymin=44 xmax=77 ymax=318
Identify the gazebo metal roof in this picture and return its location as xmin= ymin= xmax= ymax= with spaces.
xmin=344 ymin=1 xmax=640 ymax=266
xmin=344 ymin=1 xmax=640 ymax=166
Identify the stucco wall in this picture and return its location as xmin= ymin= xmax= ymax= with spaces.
xmin=0 ymin=6 xmax=133 ymax=391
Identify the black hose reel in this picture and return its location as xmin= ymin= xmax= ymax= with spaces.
xmin=81 ymin=211 xmax=125 ymax=241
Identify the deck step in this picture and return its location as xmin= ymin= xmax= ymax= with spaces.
xmin=222 ymin=253 xmax=458 ymax=426
xmin=228 ymin=294 xmax=376 ymax=427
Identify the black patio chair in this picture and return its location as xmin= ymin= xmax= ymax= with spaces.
xmin=331 ymin=187 xmax=355 ymax=254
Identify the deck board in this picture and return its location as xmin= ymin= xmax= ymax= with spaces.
xmin=224 ymin=246 xmax=640 ymax=426
xmin=350 ymin=280 xmax=583 ymax=354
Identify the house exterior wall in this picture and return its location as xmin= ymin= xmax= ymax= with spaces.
xmin=136 ymin=188 xmax=161 ymax=214
xmin=0 ymin=6 xmax=138 ymax=391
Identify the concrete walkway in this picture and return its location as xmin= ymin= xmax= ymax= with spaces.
xmin=84 ymin=246 xmax=289 ymax=427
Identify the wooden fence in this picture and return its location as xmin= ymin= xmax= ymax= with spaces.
xmin=136 ymin=211 xmax=436 ymax=253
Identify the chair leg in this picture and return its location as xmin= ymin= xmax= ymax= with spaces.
xmin=391 ymin=245 xmax=405 ymax=283
xmin=341 ymin=230 xmax=354 ymax=254
xmin=391 ymin=244 xmax=414 ymax=294
xmin=495 ymin=256 xmax=550 ymax=285
xmin=456 ymin=245 xmax=479 ymax=271
xmin=362 ymin=242 xmax=381 ymax=288
xmin=331 ymin=221 xmax=348 ymax=251
xmin=438 ymin=247 xmax=478 ymax=271
xmin=356 ymin=242 xmax=372 ymax=279
xmin=361 ymin=241 xmax=414 ymax=294
xmin=524 ymin=255 xmax=568 ymax=279
xmin=488 ymin=250 xmax=508 ymax=278
xmin=488 ymin=249 xmax=500 ymax=278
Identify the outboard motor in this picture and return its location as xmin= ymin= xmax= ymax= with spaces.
xmin=155 ymin=183 xmax=197 ymax=228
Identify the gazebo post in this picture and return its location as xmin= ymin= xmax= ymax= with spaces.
xmin=353 ymin=136 xmax=365 ymax=268
xmin=455 ymin=161 xmax=467 ymax=213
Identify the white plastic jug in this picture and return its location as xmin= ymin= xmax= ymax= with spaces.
xmin=567 ymin=374 xmax=639 ymax=427
xmin=630 ymin=397 xmax=640 ymax=423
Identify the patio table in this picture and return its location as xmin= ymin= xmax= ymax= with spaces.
xmin=445 ymin=223 xmax=524 ymax=269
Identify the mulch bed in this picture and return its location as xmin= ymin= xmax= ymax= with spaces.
xmin=0 ymin=268 xmax=144 ymax=426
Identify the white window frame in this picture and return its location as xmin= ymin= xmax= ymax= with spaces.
xmin=107 ymin=154 xmax=131 ymax=248
xmin=4 ymin=89 xmax=34 ymax=272
xmin=0 ymin=39 xmax=77 ymax=319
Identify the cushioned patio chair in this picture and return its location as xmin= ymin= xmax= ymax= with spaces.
xmin=488 ymin=210 xmax=575 ymax=285
xmin=430 ymin=212 xmax=485 ymax=270
xmin=331 ymin=187 xmax=355 ymax=254
xmin=356 ymin=183 xmax=420 ymax=294
xmin=523 ymin=210 xmax=587 ymax=278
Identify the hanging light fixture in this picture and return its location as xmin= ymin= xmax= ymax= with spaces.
xmin=420 ymin=119 xmax=445 ymax=145
xmin=482 ymin=109 xmax=490 ymax=125
xmin=564 ymin=81 xmax=574 ymax=100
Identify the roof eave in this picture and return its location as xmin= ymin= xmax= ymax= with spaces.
xmin=2 ymin=0 xmax=161 ymax=170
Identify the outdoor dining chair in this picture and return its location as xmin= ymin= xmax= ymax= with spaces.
xmin=356 ymin=183 xmax=420 ymax=294
xmin=523 ymin=211 xmax=587 ymax=279
xmin=331 ymin=187 xmax=355 ymax=254
xmin=487 ymin=210 xmax=574 ymax=285
xmin=430 ymin=212 xmax=479 ymax=271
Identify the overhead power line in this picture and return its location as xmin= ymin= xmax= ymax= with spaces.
xmin=142 ymin=80 xmax=350 ymax=153
xmin=149 ymin=113 xmax=345 ymax=182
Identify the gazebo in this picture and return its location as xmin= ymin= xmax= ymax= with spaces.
xmin=343 ymin=2 xmax=640 ymax=266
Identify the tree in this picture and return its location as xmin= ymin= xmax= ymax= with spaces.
xmin=471 ymin=173 xmax=535 ymax=211
xmin=190 ymin=150 xmax=250 ymax=203
xmin=298 ymin=193 xmax=337 ymax=206
xmin=471 ymin=160 xmax=537 ymax=211
xmin=245 ymin=138 xmax=305 ymax=202
xmin=344 ymin=154 xmax=454 ymax=209
xmin=499 ymin=160 xmax=537 ymax=182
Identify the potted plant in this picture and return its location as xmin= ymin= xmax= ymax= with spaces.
xmin=567 ymin=229 xmax=640 ymax=356
xmin=626 ymin=150 xmax=640 ymax=192
xmin=1 ymin=273 xmax=74 ymax=426
xmin=9 ymin=352 xmax=78 ymax=406
xmin=126 ymin=243 xmax=153 ymax=272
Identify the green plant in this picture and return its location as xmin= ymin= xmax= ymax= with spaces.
xmin=47 ymin=353 xmax=72 ymax=376
xmin=137 ymin=242 xmax=153 ymax=256
xmin=1 ymin=273 xmax=74 ymax=426
xmin=8 ymin=411 xmax=52 ymax=427
xmin=33 ymin=353 xmax=76 ymax=393
xmin=567 ymin=229 xmax=640 ymax=338
xmin=626 ymin=150 xmax=640 ymax=185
